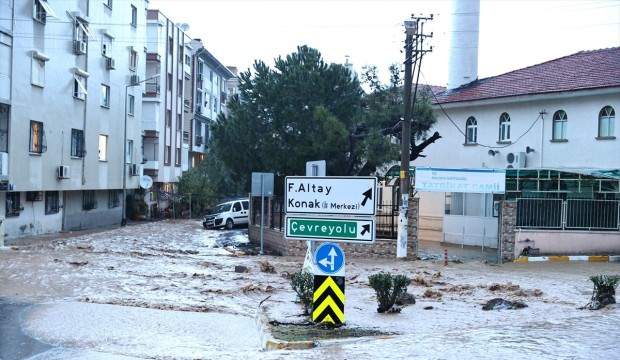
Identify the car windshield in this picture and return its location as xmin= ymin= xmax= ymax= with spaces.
xmin=212 ymin=203 xmax=232 ymax=213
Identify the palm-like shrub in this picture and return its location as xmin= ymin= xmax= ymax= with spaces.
xmin=585 ymin=274 xmax=619 ymax=310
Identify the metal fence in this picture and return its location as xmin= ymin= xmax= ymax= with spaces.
xmin=517 ymin=198 xmax=620 ymax=231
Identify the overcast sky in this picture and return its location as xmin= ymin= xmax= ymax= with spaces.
xmin=149 ymin=0 xmax=620 ymax=87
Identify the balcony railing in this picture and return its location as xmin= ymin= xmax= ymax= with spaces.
xmin=144 ymin=81 xmax=160 ymax=97
xmin=146 ymin=52 xmax=161 ymax=62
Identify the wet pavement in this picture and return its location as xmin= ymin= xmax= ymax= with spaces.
xmin=0 ymin=220 xmax=618 ymax=359
xmin=0 ymin=301 xmax=51 ymax=360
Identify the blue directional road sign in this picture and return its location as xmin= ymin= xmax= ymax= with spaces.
xmin=314 ymin=242 xmax=345 ymax=276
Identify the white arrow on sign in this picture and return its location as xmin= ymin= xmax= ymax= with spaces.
xmin=318 ymin=247 xmax=338 ymax=271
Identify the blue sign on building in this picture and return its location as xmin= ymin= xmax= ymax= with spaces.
xmin=314 ymin=242 xmax=345 ymax=275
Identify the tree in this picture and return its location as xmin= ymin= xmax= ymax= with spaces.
xmin=359 ymin=64 xmax=441 ymax=174
xmin=210 ymin=45 xmax=397 ymax=189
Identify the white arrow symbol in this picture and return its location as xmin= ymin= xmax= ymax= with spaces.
xmin=319 ymin=247 xmax=338 ymax=271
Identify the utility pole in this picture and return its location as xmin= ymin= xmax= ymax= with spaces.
xmin=397 ymin=15 xmax=433 ymax=258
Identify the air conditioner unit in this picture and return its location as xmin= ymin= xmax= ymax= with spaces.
xmin=130 ymin=75 xmax=140 ymax=85
xmin=26 ymin=191 xmax=43 ymax=202
xmin=129 ymin=164 xmax=139 ymax=176
xmin=106 ymin=57 xmax=116 ymax=70
xmin=57 ymin=165 xmax=71 ymax=179
xmin=506 ymin=152 xmax=527 ymax=169
xmin=0 ymin=152 xmax=8 ymax=179
xmin=73 ymin=40 xmax=87 ymax=55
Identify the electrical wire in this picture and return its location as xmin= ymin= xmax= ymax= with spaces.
xmin=421 ymin=72 xmax=544 ymax=149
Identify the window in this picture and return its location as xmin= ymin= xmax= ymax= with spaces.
xmin=126 ymin=139 xmax=133 ymax=163
xmin=129 ymin=49 xmax=137 ymax=71
xmin=465 ymin=117 xmax=477 ymax=144
xmin=6 ymin=192 xmax=21 ymax=217
xmin=499 ymin=112 xmax=511 ymax=142
xmin=178 ymin=79 xmax=183 ymax=96
xmin=0 ymin=104 xmax=8 ymax=153
xmin=83 ymin=190 xmax=97 ymax=210
xmin=209 ymin=70 xmax=213 ymax=82
xmin=31 ymin=54 xmax=46 ymax=87
xmin=33 ymin=0 xmax=56 ymax=24
xmin=178 ymin=45 xmax=183 ymax=63
xmin=166 ymin=109 xmax=172 ymax=127
xmin=71 ymin=129 xmax=85 ymax=157
xmin=176 ymin=114 xmax=182 ymax=130
xmin=98 ymin=134 xmax=107 ymax=161
xmin=130 ymin=5 xmax=137 ymax=27
xmin=164 ymin=145 xmax=171 ymax=164
xmin=101 ymin=34 xmax=112 ymax=57
xmin=100 ymin=84 xmax=110 ymax=108
xmin=233 ymin=202 xmax=242 ymax=212
xmin=108 ymin=190 xmax=120 ymax=208
xmin=74 ymin=18 xmax=92 ymax=43
xmin=45 ymin=191 xmax=59 ymax=214
xmin=29 ymin=120 xmax=44 ymax=153
xmin=128 ymin=94 xmax=135 ymax=116
xmin=185 ymin=53 xmax=191 ymax=66
xmin=73 ymin=74 xmax=87 ymax=100
xmin=552 ymin=110 xmax=567 ymax=140
xmin=242 ymin=201 xmax=249 ymax=210
xmin=103 ymin=0 xmax=112 ymax=9
xmin=598 ymin=106 xmax=615 ymax=138
xmin=175 ymin=147 xmax=181 ymax=165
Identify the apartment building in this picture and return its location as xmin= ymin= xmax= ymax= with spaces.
xmin=0 ymin=0 xmax=148 ymax=239
xmin=141 ymin=9 xmax=192 ymax=215
xmin=187 ymin=39 xmax=236 ymax=169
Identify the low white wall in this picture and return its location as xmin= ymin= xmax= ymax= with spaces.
xmin=1 ymin=192 xmax=63 ymax=239
xmin=516 ymin=229 xmax=620 ymax=256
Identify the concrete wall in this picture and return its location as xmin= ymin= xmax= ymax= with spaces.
xmin=0 ymin=191 xmax=63 ymax=238
xmin=63 ymin=190 xmax=122 ymax=231
xmin=515 ymin=229 xmax=620 ymax=256
xmin=500 ymin=201 xmax=517 ymax=261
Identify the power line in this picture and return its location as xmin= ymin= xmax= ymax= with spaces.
xmin=421 ymin=72 xmax=543 ymax=149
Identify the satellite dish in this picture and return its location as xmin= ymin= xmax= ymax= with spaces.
xmin=140 ymin=175 xmax=153 ymax=190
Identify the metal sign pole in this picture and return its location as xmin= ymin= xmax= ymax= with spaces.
xmin=260 ymin=175 xmax=265 ymax=255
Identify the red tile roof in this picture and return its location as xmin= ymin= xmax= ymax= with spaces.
xmin=433 ymin=47 xmax=620 ymax=104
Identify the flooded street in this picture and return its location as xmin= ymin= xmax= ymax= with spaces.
xmin=1 ymin=220 xmax=618 ymax=359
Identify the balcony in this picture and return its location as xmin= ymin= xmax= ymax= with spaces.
xmin=146 ymin=52 xmax=161 ymax=62
xmin=144 ymin=81 xmax=160 ymax=97
xmin=143 ymin=160 xmax=159 ymax=170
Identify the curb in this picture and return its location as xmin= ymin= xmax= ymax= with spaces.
xmin=514 ymin=255 xmax=620 ymax=263
xmin=255 ymin=300 xmax=316 ymax=351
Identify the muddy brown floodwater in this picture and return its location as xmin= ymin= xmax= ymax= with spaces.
xmin=1 ymin=220 xmax=618 ymax=359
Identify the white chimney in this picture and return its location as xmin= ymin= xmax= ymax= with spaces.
xmin=447 ymin=0 xmax=480 ymax=90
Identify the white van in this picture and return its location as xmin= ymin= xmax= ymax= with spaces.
xmin=203 ymin=199 xmax=250 ymax=230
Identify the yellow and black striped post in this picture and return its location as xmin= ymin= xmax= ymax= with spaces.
xmin=312 ymin=275 xmax=345 ymax=325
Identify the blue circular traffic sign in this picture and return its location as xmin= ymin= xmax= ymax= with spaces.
xmin=314 ymin=243 xmax=345 ymax=275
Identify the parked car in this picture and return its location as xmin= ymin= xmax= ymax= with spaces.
xmin=203 ymin=199 xmax=250 ymax=230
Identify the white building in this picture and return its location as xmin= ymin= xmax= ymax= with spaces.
xmin=187 ymin=39 xmax=236 ymax=169
xmin=413 ymin=0 xmax=620 ymax=250
xmin=0 ymin=0 xmax=148 ymax=239
xmin=141 ymin=9 xmax=192 ymax=215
